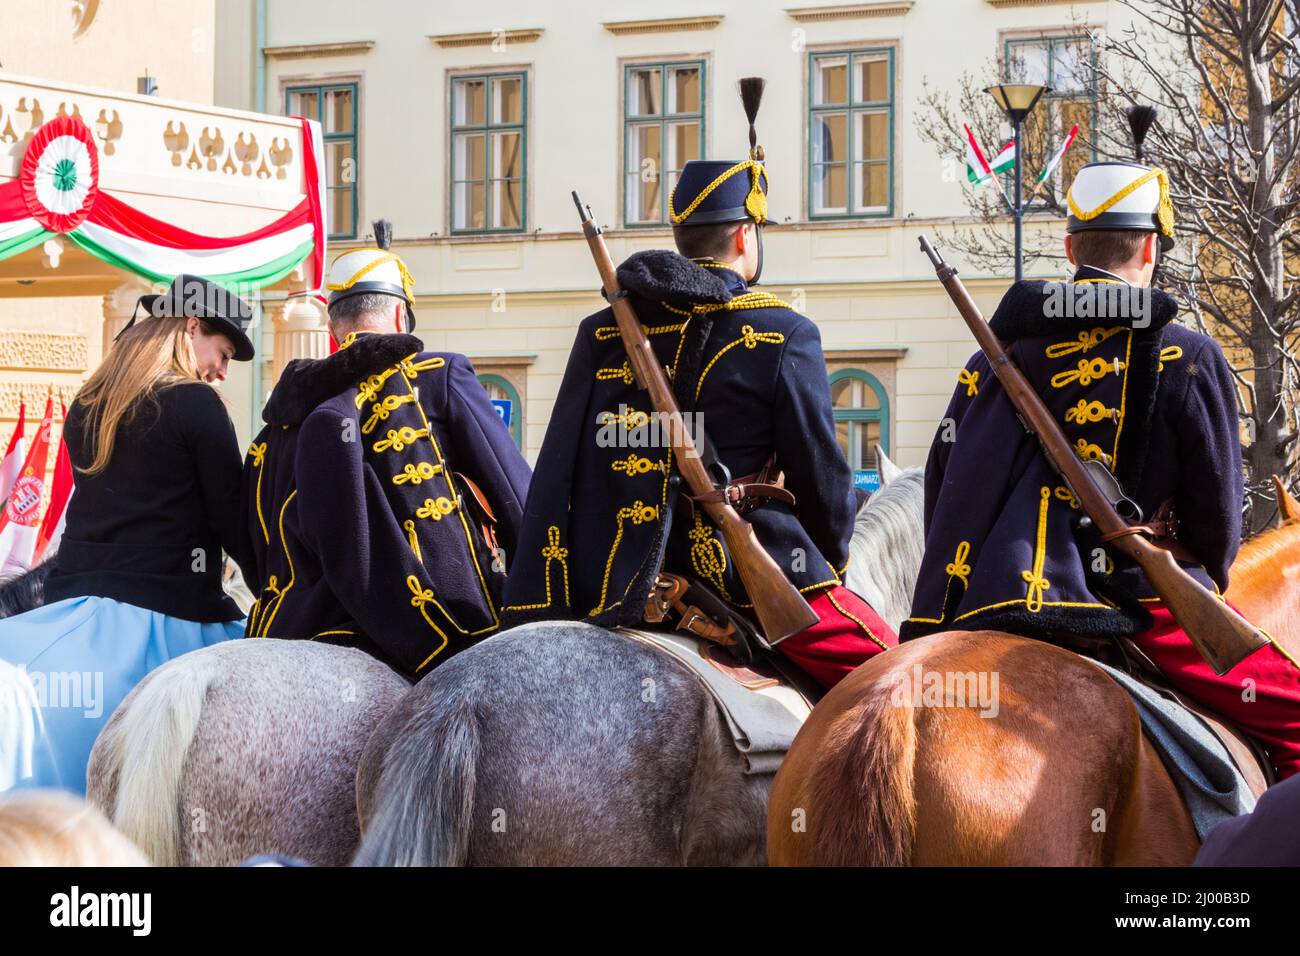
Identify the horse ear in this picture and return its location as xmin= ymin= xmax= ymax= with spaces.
xmin=876 ymin=445 xmax=900 ymax=488
xmin=1272 ymin=475 xmax=1300 ymax=525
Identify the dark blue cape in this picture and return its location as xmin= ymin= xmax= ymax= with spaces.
xmin=901 ymin=266 xmax=1243 ymax=643
xmin=241 ymin=332 xmax=531 ymax=676
xmin=501 ymin=251 xmax=855 ymax=627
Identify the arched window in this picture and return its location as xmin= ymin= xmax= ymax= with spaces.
xmin=829 ymin=368 xmax=889 ymax=491
xmin=477 ymin=374 xmax=523 ymax=450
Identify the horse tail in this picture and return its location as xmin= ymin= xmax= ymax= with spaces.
xmin=87 ymin=653 xmax=219 ymax=866
xmin=352 ymin=693 xmax=479 ymax=867
xmin=813 ymin=672 xmax=918 ymax=866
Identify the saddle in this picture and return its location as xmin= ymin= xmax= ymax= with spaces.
xmin=1062 ymin=632 xmax=1274 ymax=799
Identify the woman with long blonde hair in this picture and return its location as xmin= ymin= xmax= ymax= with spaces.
xmin=0 ymin=275 xmax=255 ymax=795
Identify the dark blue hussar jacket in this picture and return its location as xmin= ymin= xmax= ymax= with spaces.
xmin=501 ymin=250 xmax=855 ymax=628
xmin=901 ymin=266 xmax=1243 ymax=644
xmin=240 ymin=331 xmax=531 ymax=677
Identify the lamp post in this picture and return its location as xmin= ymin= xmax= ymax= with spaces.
xmin=984 ymin=83 xmax=1049 ymax=281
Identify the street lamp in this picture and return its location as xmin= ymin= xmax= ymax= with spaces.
xmin=984 ymin=83 xmax=1049 ymax=281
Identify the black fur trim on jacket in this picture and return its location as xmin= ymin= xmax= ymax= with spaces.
xmin=1113 ymin=325 xmax=1165 ymax=491
xmin=616 ymin=250 xmax=732 ymax=306
xmin=906 ymin=601 xmax=1152 ymax=645
xmin=988 ymin=280 xmax=1178 ymax=341
xmin=262 ymin=333 xmax=424 ymax=426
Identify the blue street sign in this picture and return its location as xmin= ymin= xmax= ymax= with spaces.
xmin=491 ymin=399 xmax=512 ymax=429
xmin=854 ymin=469 xmax=880 ymax=493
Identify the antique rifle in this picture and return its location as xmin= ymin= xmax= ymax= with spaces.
xmin=919 ymin=234 xmax=1269 ymax=675
xmin=574 ymin=191 xmax=817 ymax=643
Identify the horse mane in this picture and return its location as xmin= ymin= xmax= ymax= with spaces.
xmin=0 ymin=560 xmax=53 ymax=620
xmin=844 ymin=467 xmax=925 ymax=632
xmin=1232 ymin=519 xmax=1300 ymax=581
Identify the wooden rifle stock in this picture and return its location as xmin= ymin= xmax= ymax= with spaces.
xmin=574 ymin=192 xmax=817 ymax=643
xmin=918 ymin=234 xmax=1269 ymax=675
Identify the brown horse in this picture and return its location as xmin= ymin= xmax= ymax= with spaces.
xmin=767 ymin=482 xmax=1300 ymax=866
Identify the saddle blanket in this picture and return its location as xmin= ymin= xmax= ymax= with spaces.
xmin=1092 ymin=660 xmax=1256 ymax=841
xmin=618 ymin=628 xmax=813 ymax=776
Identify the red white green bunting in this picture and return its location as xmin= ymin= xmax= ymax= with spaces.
xmin=0 ymin=114 xmax=324 ymax=290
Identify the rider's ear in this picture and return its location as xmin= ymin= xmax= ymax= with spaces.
xmin=1144 ymin=232 xmax=1158 ymax=267
xmin=1064 ymin=234 xmax=1076 ymax=267
xmin=394 ymin=301 xmax=404 ymax=333
xmin=735 ymin=224 xmax=748 ymax=257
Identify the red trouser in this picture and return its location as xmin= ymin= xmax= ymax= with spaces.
xmin=774 ymin=586 xmax=897 ymax=689
xmin=1131 ymin=602 xmax=1300 ymax=781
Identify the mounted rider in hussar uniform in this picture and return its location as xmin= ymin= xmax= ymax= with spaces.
xmin=902 ymin=117 xmax=1300 ymax=780
xmin=241 ymin=222 xmax=532 ymax=678
xmin=502 ymin=80 xmax=895 ymax=687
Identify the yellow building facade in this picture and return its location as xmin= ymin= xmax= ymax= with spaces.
xmin=211 ymin=0 xmax=1146 ymax=475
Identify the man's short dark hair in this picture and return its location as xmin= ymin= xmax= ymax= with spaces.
xmin=672 ymin=222 xmax=742 ymax=261
xmin=327 ymin=292 xmax=402 ymax=334
xmin=1069 ymin=229 xmax=1150 ymax=273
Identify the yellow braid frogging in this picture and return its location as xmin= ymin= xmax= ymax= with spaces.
xmin=945 ymin=541 xmax=972 ymax=587
xmin=1021 ymin=487 xmax=1053 ymax=613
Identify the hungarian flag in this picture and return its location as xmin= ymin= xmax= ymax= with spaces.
xmin=1037 ymin=123 xmax=1079 ymax=184
xmin=988 ymin=141 xmax=1016 ymax=176
xmin=965 ymin=124 xmax=994 ymax=185
xmin=0 ymin=399 xmax=26 ymax=509
xmin=966 ymin=124 xmax=1015 ymax=185
xmin=0 ymin=396 xmax=54 ymax=576
xmin=33 ymin=405 xmax=73 ymax=563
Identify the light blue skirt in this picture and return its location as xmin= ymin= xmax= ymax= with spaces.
xmin=0 ymin=597 xmax=243 ymax=795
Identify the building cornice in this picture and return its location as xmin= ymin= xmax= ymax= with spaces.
xmin=825 ymin=346 xmax=910 ymax=359
xmin=262 ymin=40 xmax=375 ymax=60
xmin=785 ymin=2 xmax=914 ymax=22
xmin=428 ymin=29 xmax=544 ymax=48
xmin=985 ymin=0 xmax=1103 ymax=8
xmin=462 ymin=352 xmax=538 ymax=366
xmin=602 ymin=15 xmax=724 ymax=36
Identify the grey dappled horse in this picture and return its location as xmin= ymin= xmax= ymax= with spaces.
xmin=353 ymin=460 xmax=925 ymax=866
xmin=87 ymin=639 xmax=409 ymax=866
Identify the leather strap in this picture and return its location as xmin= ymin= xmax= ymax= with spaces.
xmin=1099 ymin=497 xmax=1196 ymax=563
xmin=679 ymin=458 xmax=795 ymax=517
xmin=644 ymin=572 xmax=739 ymax=646
xmin=453 ymin=471 xmax=499 ymax=555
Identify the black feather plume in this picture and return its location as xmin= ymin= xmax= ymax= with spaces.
xmin=1126 ymin=105 xmax=1157 ymax=163
xmin=373 ymin=219 xmax=393 ymax=250
xmin=738 ymin=77 xmax=766 ymax=156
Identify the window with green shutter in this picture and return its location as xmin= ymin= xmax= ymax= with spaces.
xmin=623 ymin=61 xmax=705 ymax=226
xmin=451 ymin=72 xmax=527 ymax=233
xmin=286 ymin=82 xmax=358 ymax=240
xmin=808 ymin=49 xmax=894 ymax=219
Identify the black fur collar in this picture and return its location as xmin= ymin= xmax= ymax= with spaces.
xmin=263 ymin=332 xmax=424 ymax=426
xmin=616 ymin=249 xmax=732 ymax=306
xmin=989 ymin=279 xmax=1179 ymax=341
